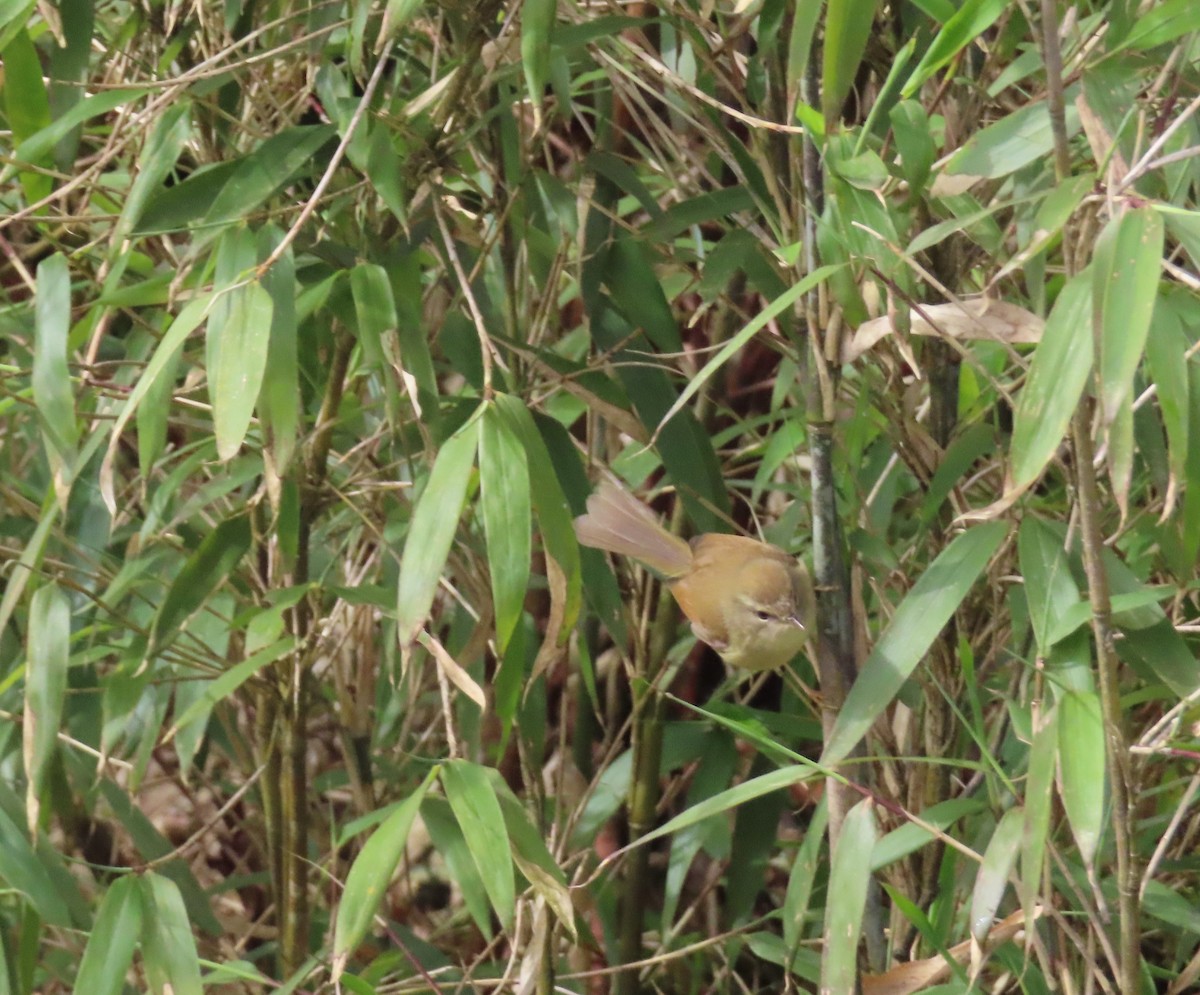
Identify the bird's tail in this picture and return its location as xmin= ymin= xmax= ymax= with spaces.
xmin=573 ymin=479 xmax=693 ymax=578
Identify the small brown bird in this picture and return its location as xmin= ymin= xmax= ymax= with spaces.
xmin=573 ymin=480 xmax=815 ymax=671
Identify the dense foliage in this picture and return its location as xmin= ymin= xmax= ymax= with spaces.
xmin=2 ymin=0 xmax=1200 ymax=992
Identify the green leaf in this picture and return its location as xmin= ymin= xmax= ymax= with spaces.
xmin=0 ymin=805 xmax=71 ymax=927
xmin=377 ymin=0 xmax=424 ymax=46
xmin=641 ymin=187 xmax=757 ymax=241
xmin=167 ymin=637 xmax=294 ymax=739
xmin=257 ymin=228 xmax=299 ymax=473
xmin=521 ymin=0 xmax=555 ymax=124
xmin=34 ymin=253 xmax=78 ymax=485
xmin=140 ymin=873 xmax=203 ymax=995
xmin=74 ymin=876 xmax=143 ymax=995
xmin=822 ymin=0 xmax=880 ymax=129
xmin=94 ymin=782 xmax=220 ymax=935
xmin=488 ymin=772 xmax=576 ymax=940
xmin=24 ymin=583 xmax=69 ymax=808
xmin=1093 ymin=207 xmax=1163 ymax=426
xmin=396 ymin=421 xmax=480 ymax=646
xmin=604 ymin=236 xmax=681 ymax=352
xmin=6 ymin=88 xmax=147 ymax=182
xmin=441 ymin=761 xmax=515 ymax=932
xmin=1118 ymin=618 xmax=1200 ymax=699
xmin=1146 ymin=299 xmax=1190 ymax=496
xmin=1010 ymin=270 xmax=1093 ymax=494
xmin=947 ymin=93 xmax=1080 ymax=178
xmin=0 ymin=0 xmax=36 ymax=52
xmin=625 ymin=764 xmax=820 ymax=853
xmin=1121 ymin=0 xmax=1200 ymax=50
xmin=1018 ymin=516 xmax=1079 ymax=655
xmin=785 ymin=0 xmax=822 ymax=107
xmin=783 ymin=799 xmax=827 ymax=959
xmin=135 ymin=126 xmax=336 ymax=235
xmin=479 ymin=404 xmax=531 ymax=656
xmin=822 ymin=522 xmax=1008 ymax=766
xmin=420 ymin=797 xmax=493 ymax=937
xmin=112 ymin=101 xmax=191 ymax=247
xmin=654 ymin=264 xmax=842 ymax=439
xmin=871 ymin=798 xmax=986 ymax=871
xmin=99 ymin=292 xmax=216 ymax=514
xmin=1058 ymin=690 xmax=1105 ymax=867
xmin=148 ymin=516 xmax=253 ymax=660
xmin=970 ymin=807 xmax=1023 ymax=941
xmin=902 ymin=0 xmax=1007 ymax=98
xmin=332 ymin=768 xmax=438 ymax=978
xmin=493 ymin=396 xmax=583 ymax=639
xmin=1020 ymin=704 xmax=1058 ymax=921
xmin=350 ymin=263 xmax=397 ymax=370
xmin=3 ymin=28 xmax=52 ymax=203
xmin=889 ymin=100 xmax=937 ymax=190
xmin=820 ymin=798 xmax=877 ymax=993
xmin=209 ymin=280 xmax=273 ymax=461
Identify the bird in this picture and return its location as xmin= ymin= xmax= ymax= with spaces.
xmin=573 ymin=479 xmax=814 ymax=671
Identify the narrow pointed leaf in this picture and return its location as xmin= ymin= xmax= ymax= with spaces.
xmin=148 ymin=516 xmax=252 ymax=659
xmin=1058 ymin=690 xmax=1105 ymax=866
xmin=479 ymin=404 xmax=531 ymax=656
xmin=25 ymin=583 xmax=70 ymax=812
xmin=822 ymin=0 xmax=880 ymax=128
xmin=1019 ymin=516 xmax=1079 ymax=655
xmin=333 ymin=768 xmax=438 ymax=977
xmin=1021 ymin=705 xmax=1058 ymax=921
xmin=1010 ymin=270 xmax=1093 ymax=494
xmin=1093 ymin=207 xmax=1163 ymax=426
xmin=396 ymin=422 xmax=479 ymax=646
xmin=100 ymin=292 xmax=216 ymax=514
xmin=34 ymin=253 xmax=77 ymax=489
xmin=970 ymin=807 xmax=1024 ymax=942
xmin=442 ymin=760 xmax=515 ymax=932
xmin=821 ymin=798 xmax=877 ymax=994
xmin=823 ymin=522 xmax=1007 ymax=765
xmin=140 ymin=873 xmax=203 ymax=995
xmin=74 ymin=876 xmax=143 ymax=995
xmin=209 ymin=280 xmax=273 ymax=461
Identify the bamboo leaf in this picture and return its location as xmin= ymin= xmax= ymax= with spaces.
xmin=1009 ymin=270 xmax=1093 ymax=496
xmin=947 ymin=94 xmax=1080 ymax=178
xmin=34 ymin=253 xmax=77 ymax=499
xmin=258 ymin=227 xmax=299 ymax=474
xmin=74 ymin=876 xmax=143 ymax=995
xmin=970 ymin=807 xmax=1023 ymax=942
xmin=99 ymin=292 xmax=216 ymax=514
xmin=148 ymin=516 xmax=252 ymax=660
xmin=332 ymin=769 xmax=438 ymax=979
xmin=0 ymin=805 xmax=72 ymax=927
xmin=821 ymin=798 xmax=877 ymax=993
xmin=140 ymin=873 xmax=203 ymax=995
xmin=112 ymin=101 xmax=190 ymax=246
xmin=480 ymin=403 xmax=531 ymax=656
xmin=521 ymin=0 xmax=555 ymax=127
xmin=1021 ymin=704 xmax=1058 ymax=923
xmin=1018 ymin=516 xmax=1079 ymax=655
xmin=903 ymin=0 xmax=1008 ymax=98
xmin=822 ymin=0 xmax=880 ymax=129
xmin=822 ymin=522 xmax=1008 ymax=766
xmin=396 ymin=421 xmax=480 ymax=647
xmin=1093 ymin=207 xmax=1163 ymax=426
xmin=442 ymin=760 xmax=515 ymax=932
xmin=24 ymin=583 xmax=69 ymax=825
xmin=209 ymin=280 xmax=273 ymax=461
xmin=1058 ymin=690 xmax=1105 ymax=867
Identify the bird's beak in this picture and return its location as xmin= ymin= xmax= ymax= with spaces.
xmin=788 ymin=615 xmax=805 ymax=630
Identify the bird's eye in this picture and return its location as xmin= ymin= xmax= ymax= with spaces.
xmin=755 ymin=610 xmax=771 ymax=621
